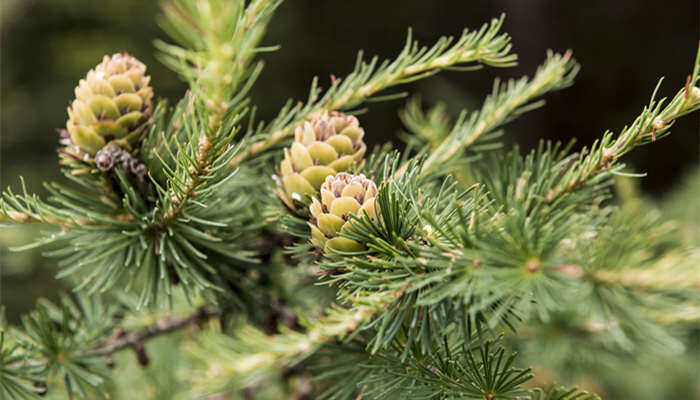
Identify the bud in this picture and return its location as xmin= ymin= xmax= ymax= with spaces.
xmin=65 ymin=53 xmax=153 ymax=156
xmin=652 ymin=117 xmax=664 ymax=130
xmin=691 ymin=86 xmax=700 ymax=100
xmin=308 ymin=173 xmax=378 ymax=253
xmin=277 ymin=112 xmax=366 ymax=210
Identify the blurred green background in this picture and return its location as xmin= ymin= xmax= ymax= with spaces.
xmin=1 ymin=0 xmax=698 ymax=344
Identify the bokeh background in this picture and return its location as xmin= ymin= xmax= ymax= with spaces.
xmin=1 ymin=1 xmax=698 ymax=396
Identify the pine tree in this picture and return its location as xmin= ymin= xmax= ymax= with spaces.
xmin=1 ymin=1 xmax=699 ymax=399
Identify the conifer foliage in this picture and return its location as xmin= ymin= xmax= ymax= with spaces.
xmin=2 ymin=1 xmax=699 ymax=399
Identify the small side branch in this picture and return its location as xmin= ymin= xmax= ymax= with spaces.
xmin=90 ymin=306 xmax=217 ymax=356
xmin=548 ymin=51 xmax=700 ymax=204
xmin=8 ymin=306 xmax=217 ymax=369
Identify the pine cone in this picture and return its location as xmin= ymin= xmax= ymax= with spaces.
xmin=277 ymin=112 xmax=366 ymax=210
xmin=308 ymin=173 xmax=378 ymax=253
xmin=65 ymin=53 xmax=153 ymax=156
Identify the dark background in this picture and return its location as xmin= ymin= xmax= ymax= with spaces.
xmin=1 ymin=1 xmax=698 ymax=319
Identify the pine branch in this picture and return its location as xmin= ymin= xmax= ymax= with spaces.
xmin=0 ymin=332 xmax=43 ymax=400
xmin=7 ymin=306 xmax=216 ymax=369
xmin=189 ymin=288 xmax=407 ymax=393
xmin=547 ymin=45 xmax=700 ymax=203
xmin=157 ymin=0 xmax=281 ymax=130
xmin=229 ymin=14 xmax=517 ymax=167
xmin=0 ymin=209 xmax=76 ymax=227
xmin=319 ymin=137 xmax=698 ymax=355
xmin=591 ymin=253 xmax=700 ymax=292
xmin=89 ymin=305 xmax=217 ymax=357
xmin=419 ymin=50 xmax=578 ymax=176
xmin=0 ymin=177 xmax=131 ymax=228
xmin=314 ymin=338 xmax=533 ymax=400
xmin=3 ymin=302 xmax=217 ymax=400
xmin=153 ymin=0 xmax=279 ymax=228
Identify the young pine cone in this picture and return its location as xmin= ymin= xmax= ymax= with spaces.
xmin=309 ymin=173 xmax=378 ymax=253
xmin=65 ymin=53 xmax=153 ymax=156
xmin=277 ymin=112 xmax=366 ymax=211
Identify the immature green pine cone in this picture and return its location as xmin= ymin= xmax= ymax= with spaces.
xmin=277 ymin=112 xmax=366 ymax=210
xmin=309 ymin=173 xmax=378 ymax=253
xmin=65 ymin=53 xmax=153 ymax=156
